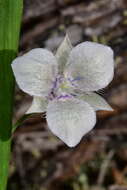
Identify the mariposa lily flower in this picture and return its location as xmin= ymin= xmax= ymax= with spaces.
xmin=12 ymin=35 xmax=114 ymax=147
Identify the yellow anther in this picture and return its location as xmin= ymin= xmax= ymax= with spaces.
xmin=60 ymin=81 xmax=69 ymax=89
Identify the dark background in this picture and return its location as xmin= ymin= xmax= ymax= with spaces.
xmin=8 ymin=0 xmax=127 ymax=189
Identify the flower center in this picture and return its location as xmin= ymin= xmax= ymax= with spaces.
xmin=47 ymin=76 xmax=72 ymax=100
xmin=48 ymin=75 xmax=83 ymax=101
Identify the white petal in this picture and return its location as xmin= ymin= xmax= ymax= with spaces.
xmin=56 ymin=34 xmax=72 ymax=74
xmin=12 ymin=48 xmax=58 ymax=97
xmin=46 ymin=98 xmax=96 ymax=147
xmin=65 ymin=42 xmax=114 ymax=92
xmin=26 ymin=96 xmax=48 ymax=114
xmin=78 ymin=92 xmax=113 ymax=111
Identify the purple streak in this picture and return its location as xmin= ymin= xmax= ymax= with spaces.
xmin=57 ymin=94 xmax=73 ymax=100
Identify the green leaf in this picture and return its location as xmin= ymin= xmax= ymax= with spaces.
xmin=0 ymin=0 xmax=23 ymax=190
xmin=0 ymin=140 xmax=11 ymax=189
xmin=0 ymin=51 xmax=16 ymax=139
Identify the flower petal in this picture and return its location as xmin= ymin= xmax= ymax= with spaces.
xmin=78 ymin=92 xmax=113 ymax=111
xmin=56 ymin=34 xmax=72 ymax=74
xmin=26 ymin=96 xmax=48 ymax=114
xmin=65 ymin=42 xmax=114 ymax=92
xmin=12 ymin=48 xmax=58 ymax=97
xmin=46 ymin=98 xmax=96 ymax=147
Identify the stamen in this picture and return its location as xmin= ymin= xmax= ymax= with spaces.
xmin=67 ymin=76 xmax=84 ymax=88
xmin=52 ymin=78 xmax=58 ymax=89
xmin=72 ymin=76 xmax=84 ymax=82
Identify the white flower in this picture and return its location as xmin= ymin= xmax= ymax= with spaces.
xmin=12 ymin=35 xmax=114 ymax=147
